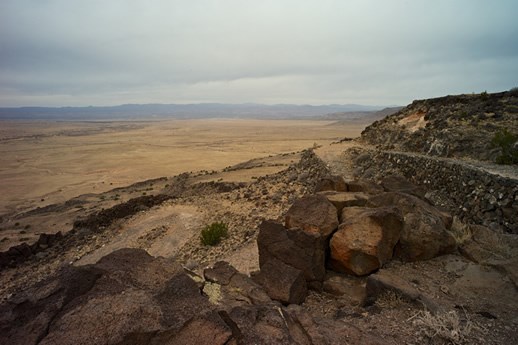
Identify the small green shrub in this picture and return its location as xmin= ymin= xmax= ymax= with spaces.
xmin=491 ymin=129 xmax=518 ymax=164
xmin=201 ymin=222 xmax=228 ymax=246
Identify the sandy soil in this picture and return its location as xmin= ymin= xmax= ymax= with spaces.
xmin=0 ymin=119 xmax=365 ymax=216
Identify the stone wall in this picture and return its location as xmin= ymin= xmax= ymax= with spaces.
xmin=354 ymin=149 xmax=518 ymax=234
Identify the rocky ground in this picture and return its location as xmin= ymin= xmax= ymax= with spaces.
xmin=1 ymin=105 xmax=517 ymax=344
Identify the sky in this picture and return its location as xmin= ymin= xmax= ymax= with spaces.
xmin=1 ymin=0 xmax=517 ymax=107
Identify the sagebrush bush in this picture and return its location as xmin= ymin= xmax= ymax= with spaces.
xmin=200 ymin=222 xmax=228 ymax=246
xmin=491 ymin=129 xmax=518 ymax=164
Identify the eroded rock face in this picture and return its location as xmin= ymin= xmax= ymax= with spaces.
xmin=367 ymin=192 xmax=456 ymax=261
xmin=257 ymin=220 xmax=327 ymax=283
xmin=0 ymin=248 xmax=231 ymax=345
xmin=329 ymin=207 xmax=403 ymax=276
xmin=285 ymin=194 xmax=339 ymax=238
xmin=251 ymin=258 xmax=307 ymax=305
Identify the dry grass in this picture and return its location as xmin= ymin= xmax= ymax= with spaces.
xmin=409 ymin=310 xmax=485 ymax=345
xmin=374 ymin=290 xmax=406 ymax=309
xmin=449 ymin=217 xmax=472 ymax=245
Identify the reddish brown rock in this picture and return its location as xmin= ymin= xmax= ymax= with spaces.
xmin=285 ymin=195 xmax=339 ymax=238
xmin=329 ymin=207 xmax=403 ymax=276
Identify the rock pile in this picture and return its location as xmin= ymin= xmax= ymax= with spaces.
xmin=254 ymin=175 xmax=458 ymax=303
xmin=352 ymin=149 xmax=518 ymax=234
xmin=0 ymin=248 xmax=385 ymax=345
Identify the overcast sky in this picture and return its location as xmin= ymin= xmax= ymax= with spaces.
xmin=1 ymin=0 xmax=517 ymax=107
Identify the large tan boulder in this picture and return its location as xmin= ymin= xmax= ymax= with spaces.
xmin=367 ymin=192 xmax=456 ymax=261
xmin=285 ymin=195 xmax=339 ymax=238
xmin=329 ymin=207 xmax=403 ymax=276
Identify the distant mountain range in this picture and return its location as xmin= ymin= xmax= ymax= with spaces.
xmin=0 ymin=103 xmax=390 ymax=120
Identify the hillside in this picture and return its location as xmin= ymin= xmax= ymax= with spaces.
xmin=1 ymin=94 xmax=517 ymax=344
xmin=361 ymin=90 xmax=518 ymax=163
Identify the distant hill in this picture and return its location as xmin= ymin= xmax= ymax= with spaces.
xmin=319 ymin=106 xmax=403 ymax=123
xmin=361 ymin=90 xmax=518 ymax=163
xmin=0 ymin=103 xmax=385 ymax=120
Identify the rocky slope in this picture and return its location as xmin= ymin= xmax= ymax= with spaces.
xmin=1 ymin=91 xmax=518 ymax=344
xmin=361 ymin=90 xmax=518 ymax=163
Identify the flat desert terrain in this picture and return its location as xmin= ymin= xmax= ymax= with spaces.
xmin=0 ymin=119 xmax=365 ymax=216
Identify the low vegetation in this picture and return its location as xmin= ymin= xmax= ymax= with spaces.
xmin=200 ymin=222 xmax=228 ymax=246
xmin=410 ymin=310 xmax=484 ymax=345
xmin=491 ymin=129 xmax=518 ymax=164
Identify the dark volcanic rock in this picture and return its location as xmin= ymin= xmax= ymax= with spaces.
xmin=257 ymin=220 xmax=327 ymax=283
xmin=380 ymin=175 xmax=426 ymax=198
xmin=0 ymin=248 xmax=231 ymax=345
xmin=367 ymin=192 xmax=456 ymax=261
xmin=314 ymin=175 xmax=348 ymax=192
xmin=252 ymin=257 xmax=308 ymax=305
xmin=285 ymin=195 xmax=339 ymax=238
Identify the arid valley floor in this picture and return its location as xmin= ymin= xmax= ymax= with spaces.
xmin=0 ymin=119 xmax=362 ymax=217
xmin=1 ymin=105 xmax=517 ymax=345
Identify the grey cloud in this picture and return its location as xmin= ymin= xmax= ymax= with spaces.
xmin=1 ymin=0 xmax=517 ymax=106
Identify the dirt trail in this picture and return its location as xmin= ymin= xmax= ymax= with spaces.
xmin=315 ymin=140 xmax=518 ymax=181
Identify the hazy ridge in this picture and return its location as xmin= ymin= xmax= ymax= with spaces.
xmin=0 ymin=103 xmax=386 ymax=120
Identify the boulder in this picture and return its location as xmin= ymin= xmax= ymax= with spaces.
xmin=0 ymin=248 xmax=233 ymax=345
xmin=345 ymin=179 xmax=384 ymax=195
xmin=314 ymin=175 xmax=347 ymax=192
xmin=380 ymin=175 xmax=426 ymax=198
xmin=257 ymin=220 xmax=326 ymax=282
xmin=329 ymin=207 xmax=403 ymax=276
xmin=1 ymin=249 xmax=389 ymax=345
xmin=318 ymin=191 xmax=369 ymax=216
xmin=252 ymin=258 xmax=307 ymax=305
xmin=340 ymin=206 xmax=371 ymax=223
xmin=367 ymin=192 xmax=456 ymax=261
xmin=365 ymin=270 xmax=441 ymax=313
xmin=459 ymin=225 xmax=516 ymax=264
xmin=285 ymin=195 xmax=339 ymax=238
xmin=203 ymin=261 xmax=272 ymax=307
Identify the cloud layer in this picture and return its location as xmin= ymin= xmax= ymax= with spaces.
xmin=1 ymin=0 xmax=517 ymax=106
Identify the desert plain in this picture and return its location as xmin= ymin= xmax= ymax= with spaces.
xmin=0 ymin=119 xmax=364 ymax=216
